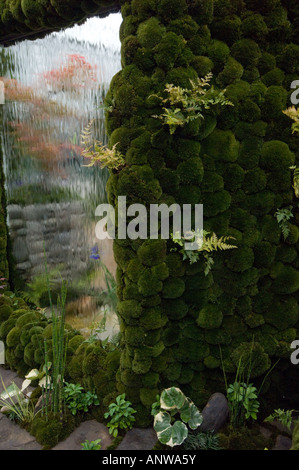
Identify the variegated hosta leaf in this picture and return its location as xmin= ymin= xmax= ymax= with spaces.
xmin=25 ymin=369 xmax=40 ymax=380
xmin=0 ymin=383 xmax=21 ymax=400
xmin=22 ymin=369 xmax=41 ymax=391
xmin=160 ymin=387 xmax=186 ymax=411
xmin=154 ymin=411 xmax=188 ymax=447
xmin=179 ymin=399 xmax=192 ymax=423
xmin=39 ymin=376 xmax=52 ymax=389
xmin=188 ymin=402 xmax=203 ymax=430
xmin=294 ymin=176 xmax=299 ymax=198
xmin=21 ymin=379 xmax=32 ymax=392
xmin=174 ymin=397 xmax=203 ymax=430
xmin=43 ymin=362 xmax=52 ymax=372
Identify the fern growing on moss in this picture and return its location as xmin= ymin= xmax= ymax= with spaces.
xmin=171 ymin=230 xmax=237 ymax=275
xmin=152 ymin=73 xmax=233 ymax=134
xmin=275 ymin=206 xmax=294 ymax=240
xmin=289 ymin=166 xmax=299 ymax=199
xmin=283 ymin=106 xmax=299 ymax=135
xmin=81 ymin=120 xmax=125 ymax=171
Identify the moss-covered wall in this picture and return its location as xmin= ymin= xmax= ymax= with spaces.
xmin=105 ymin=0 xmax=299 ymax=426
xmin=0 ymin=0 xmax=121 ymax=46
xmin=0 ymin=0 xmax=298 ymax=428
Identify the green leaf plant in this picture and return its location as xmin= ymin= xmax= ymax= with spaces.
xmin=104 ymin=394 xmax=136 ymax=437
xmin=81 ymin=120 xmax=125 ymax=171
xmin=151 ymin=73 xmax=233 ymax=135
xmin=289 ymin=166 xmax=299 ymax=199
xmin=274 ymin=206 xmax=294 ymax=240
xmin=264 ymin=409 xmax=299 ymax=431
xmin=152 ymin=387 xmax=203 ymax=448
xmin=221 ymin=340 xmax=279 ymax=430
xmin=171 ymin=229 xmax=237 ymax=275
xmin=283 ymin=106 xmax=299 ymax=135
xmin=81 ymin=439 xmax=102 ymax=450
xmin=64 ymin=382 xmax=100 ymax=416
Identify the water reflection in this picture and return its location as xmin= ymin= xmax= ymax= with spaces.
xmin=1 ymin=14 xmax=122 ymax=340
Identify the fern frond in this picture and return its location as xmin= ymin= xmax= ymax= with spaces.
xmin=283 ymin=106 xmax=299 ymax=135
xmin=152 ymin=73 xmax=233 ymax=134
xmin=199 ymin=233 xmax=237 ymax=253
xmin=81 ymin=121 xmax=125 ymax=171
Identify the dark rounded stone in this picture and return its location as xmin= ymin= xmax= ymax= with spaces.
xmin=199 ymin=392 xmax=229 ymax=433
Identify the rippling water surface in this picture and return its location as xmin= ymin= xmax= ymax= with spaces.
xmin=1 ymin=14 xmax=122 ymax=339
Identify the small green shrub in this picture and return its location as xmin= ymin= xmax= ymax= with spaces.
xmin=104 ymin=394 xmax=136 ymax=437
xmin=81 ymin=439 xmax=102 ymax=450
xmin=64 ymin=382 xmax=100 ymax=416
xmin=264 ymin=409 xmax=298 ymax=431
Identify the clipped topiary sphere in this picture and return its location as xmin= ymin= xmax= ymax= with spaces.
xmin=225 ymin=247 xmax=254 ymax=273
xmin=206 ymin=39 xmax=230 ymax=68
xmin=197 ymin=304 xmax=223 ymax=329
xmin=6 ymin=326 xmax=21 ymax=348
xmin=0 ymin=304 xmax=13 ymax=323
xmin=260 ymin=140 xmax=295 ymax=172
xmin=192 ymin=55 xmax=214 ymax=77
xmin=231 ymin=341 xmax=271 ymax=378
xmin=137 ymin=17 xmax=166 ymax=49
xmin=217 ymin=56 xmax=244 ymax=86
xmin=241 ymin=13 xmax=268 ymax=41
xmin=261 ymin=86 xmax=288 ymax=120
xmin=162 ymin=278 xmax=185 ymax=299
xmin=242 ymin=168 xmax=267 ymax=194
xmin=203 ymin=129 xmax=239 ymax=162
xmin=154 ymin=32 xmax=186 ymax=70
xmin=272 ymin=266 xmax=299 ymax=295
xmin=278 ymin=43 xmax=299 ymax=74
xmin=265 ymin=296 xmax=298 ymax=330
xmin=138 ymin=239 xmax=167 ymax=267
xmin=231 ymin=38 xmax=261 ymax=67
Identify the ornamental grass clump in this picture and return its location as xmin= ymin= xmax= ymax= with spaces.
xmin=41 ymin=248 xmax=68 ymax=422
xmin=0 ymin=376 xmax=36 ymax=425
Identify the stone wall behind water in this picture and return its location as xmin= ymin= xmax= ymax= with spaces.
xmin=7 ymin=201 xmax=91 ymax=283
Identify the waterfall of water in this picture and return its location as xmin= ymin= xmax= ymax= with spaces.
xmin=0 ymin=14 xmax=122 ymax=339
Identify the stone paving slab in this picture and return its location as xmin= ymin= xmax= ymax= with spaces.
xmin=0 ymin=413 xmax=42 ymax=450
xmin=52 ymin=420 xmax=113 ymax=450
xmin=0 ymin=367 xmax=42 ymax=450
xmin=116 ymin=428 xmax=157 ymax=451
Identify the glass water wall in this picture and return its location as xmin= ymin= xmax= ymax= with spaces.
xmin=0 ymin=14 xmax=122 ymax=340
